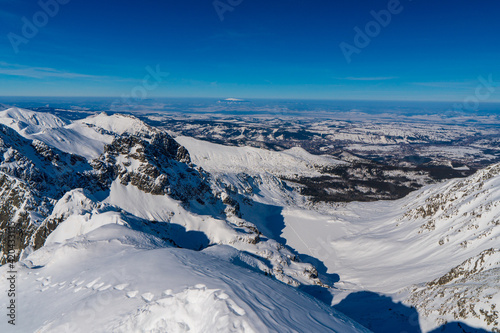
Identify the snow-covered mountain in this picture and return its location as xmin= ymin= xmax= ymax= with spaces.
xmin=0 ymin=107 xmax=499 ymax=332
xmin=179 ymin=134 xmax=500 ymax=332
xmin=5 ymin=222 xmax=369 ymax=333
xmin=0 ymin=108 xmax=368 ymax=332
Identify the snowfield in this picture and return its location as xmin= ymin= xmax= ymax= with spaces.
xmin=0 ymin=223 xmax=369 ymax=333
xmin=0 ymin=108 xmax=155 ymax=159
xmin=176 ymin=136 xmax=345 ymax=178
xmin=0 ymin=107 xmax=499 ymax=332
xmin=182 ymin=135 xmax=500 ymax=332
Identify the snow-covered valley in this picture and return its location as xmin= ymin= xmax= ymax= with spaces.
xmin=0 ymin=107 xmax=499 ymax=332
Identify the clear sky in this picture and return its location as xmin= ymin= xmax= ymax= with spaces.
xmin=1 ymin=0 xmax=499 ymax=101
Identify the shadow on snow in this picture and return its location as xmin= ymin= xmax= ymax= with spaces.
xmin=334 ymin=291 xmax=493 ymax=333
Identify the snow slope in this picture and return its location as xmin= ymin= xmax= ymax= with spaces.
xmin=279 ymin=164 xmax=500 ymax=291
xmin=2 ymin=108 xmax=498 ymax=332
xmin=0 ymin=108 xmax=155 ymax=159
xmin=0 ymin=222 xmax=370 ymax=333
xmin=0 ymin=107 xmax=68 ymax=134
xmin=100 ymin=181 xmax=324 ymax=287
xmin=279 ymin=164 xmax=500 ymax=331
xmin=176 ymin=136 xmax=345 ymax=178
xmin=180 ymin=137 xmax=500 ymax=332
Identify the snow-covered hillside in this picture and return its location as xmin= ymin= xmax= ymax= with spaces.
xmin=176 ymin=136 xmax=345 ymax=178
xmin=0 ymin=108 xmax=371 ymax=332
xmin=1 ymin=107 xmax=499 ymax=332
xmin=0 ymin=223 xmax=369 ymax=333
xmin=0 ymin=108 xmax=154 ymax=159
xmin=0 ymin=107 xmax=68 ymax=134
xmin=182 ymin=135 xmax=500 ymax=332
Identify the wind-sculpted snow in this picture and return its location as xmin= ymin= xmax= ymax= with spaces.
xmin=0 ymin=224 xmax=371 ymax=333
xmin=37 ymin=180 xmax=325 ymax=288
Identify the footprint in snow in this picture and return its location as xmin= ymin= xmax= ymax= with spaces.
xmin=85 ymin=278 xmax=101 ymax=289
xmin=141 ymin=292 xmax=155 ymax=302
xmin=99 ymin=284 xmax=112 ymax=292
xmin=127 ymin=290 xmax=139 ymax=298
xmin=226 ymin=299 xmax=246 ymax=316
xmin=114 ymin=283 xmax=129 ymax=291
xmin=216 ymin=292 xmax=229 ymax=300
xmin=75 ymin=280 xmax=85 ymax=286
xmin=92 ymin=282 xmax=105 ymax=290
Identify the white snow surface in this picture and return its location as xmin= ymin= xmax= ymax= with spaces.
xmin=176 ymin=136 xmax=345 ymax=177
xmin=2 ymin=108 xmax=499 ymax=332
xmin=0 ymin=223 xmax=369 ymax=333
xmin=180 ymin=138 xmax=500 ymax=332
xmin=0 ymin=108 xmax=155 ymax=159
xmin=279 ymin=165 xmax=500 ymax=296
xmin=0 ymin=107 xmax=68 ymax=134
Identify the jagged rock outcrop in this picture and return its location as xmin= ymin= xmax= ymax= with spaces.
xmin=0 ymin=173 xmax=52 ymax=264
xmin=407 ymin=248 xmax=500 ymax=332
xmin=0 ymin=124 xmax=97 ymax=197
xmin=91 ymin=132 xmax=213 ymax=204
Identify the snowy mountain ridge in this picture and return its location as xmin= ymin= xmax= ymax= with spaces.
xmin=0 ymin=108 xmax=359 ymax=332
xmin=0 ymin=107 xmax=499 ymax=332
xmin=178 ymin=130 xmax=500 ymax=332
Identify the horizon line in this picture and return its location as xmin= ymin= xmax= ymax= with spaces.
xmin=1 ymin=96 xmax=500 ymax=104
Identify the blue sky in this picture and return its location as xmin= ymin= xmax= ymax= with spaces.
xmin=0 ymin=0 xmax=499 ymax=101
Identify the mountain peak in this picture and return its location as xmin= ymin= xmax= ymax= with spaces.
xmin=79 ymin=113 xmax=155 ymax=137
xmin=0 ymin=107 xmax=68 ymax=134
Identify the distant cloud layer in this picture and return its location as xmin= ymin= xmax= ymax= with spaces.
xmin=0 ymin=62 xmax=117 ymax=80
xmin=341 ymin=77 xmax=398 ymax=81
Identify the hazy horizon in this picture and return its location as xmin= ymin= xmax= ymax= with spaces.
xmin=1 ymin=0 xmax=499 ymax=101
